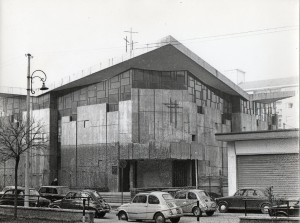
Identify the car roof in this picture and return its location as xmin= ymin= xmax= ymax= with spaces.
xmin=136 ymin=191 xmax=169 ymax=196
xmin=238 ymin=187 xmax=267 ymax=191
xmin=177 ymin=189 xmax=205 ymax=192
xmin=3 ymin=186 xmax=25 ymax=189
xmin=5 ymin=187 xmax=36 ymax=191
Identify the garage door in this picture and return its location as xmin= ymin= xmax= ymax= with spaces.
xmin=237 ymin=154 xmax=300 ymax=198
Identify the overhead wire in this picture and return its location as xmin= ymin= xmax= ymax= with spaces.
xmin=0 ymin=25 xmax=297 ymax=67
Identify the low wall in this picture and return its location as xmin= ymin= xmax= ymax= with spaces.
xmin=240 ymin=216 xmax=300 ymax=223
xmin=0 ymin=205 xmax=94 ymax=223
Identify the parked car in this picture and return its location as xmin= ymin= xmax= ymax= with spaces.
xmin=268 ymin=199 xmax=300 ymax=217
xmin=216 ymin=188 xmax=271 ymax=214
xmin=173 ymin=189 xmax=217 ymax=216
xmin=49 ymin=189 xmax=111 ymax=218
xmin=0 ymin=188 xmax=50 ymax=207
xmin=38 ymin=186 xmax=70 ymax=202
xmin=117 ymin=191 xmax=183 ymax=223
xmin=0 ymin=186 xmax=25 ymax=195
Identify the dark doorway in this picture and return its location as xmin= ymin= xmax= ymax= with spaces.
xmin=119 ymin=162 xmax=130 ymax=192
xmin=173 ymin=160 xmax=190 ymax=187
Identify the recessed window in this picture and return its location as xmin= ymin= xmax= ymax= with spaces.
xmin=197 ymin=106 xmax=204 ymax=114
xmin=192 ymin=135 xmax=196 ymax=141
xmin=288 ymin=103 xmax=293 ymax=108
xmin=84 ymin=120 xmax=89 ymax=128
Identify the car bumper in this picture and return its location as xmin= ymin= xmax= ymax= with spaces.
xmin=163 ymin=208 xmax=183 ymax=219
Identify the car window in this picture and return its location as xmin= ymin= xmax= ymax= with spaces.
xmin=188 ymin=192 xmax=197 ymax=200
xmin=58 ymin=187 xmax=70 ymax=195
xmin=196 ymin=191 xmax=208 ymax=197
xmin=234 ymin=189 xmax=245 ymax=196
xmin=4 ymin=190 xmax=14 ymax=195
xmin=132 ymin=195 xmax=147 ymax=203
xmin=162 ymin=194 xmax=174 ymax=201
xmin=175 ymin=191 xmax=186 ymax=199
xmin=49 ymin=188 xmax=58 ymax=194
xmin=148 ymin=195 xmax=160 ymax=204
xmin=39 ymin=187 xmax=47 ymax=193
xmin=90 ymin=191 xmax=103 ymax=199
xmin=246 ymin=189 xmax=257 ymax=197
xmin=255 ymin=190 xmax=265 ymax=197
xmin=65 ymin=192 xmax=76 ymax=199
xmin=2 ymin=194 xmax=13 ymax=198
xmin=18 ymin=191 xmax=24 ymax=198
xmin=80 ymin=192 xmax=91 ymax=200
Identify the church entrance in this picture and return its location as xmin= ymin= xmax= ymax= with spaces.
xmin=172 ymin=160 xmax=194 ymax=187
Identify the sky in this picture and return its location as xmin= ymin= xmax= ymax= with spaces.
xmin=0 ymin=0 xmax=299 ymax=91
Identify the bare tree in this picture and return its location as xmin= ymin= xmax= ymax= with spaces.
xmin=0 ymin=115 xmax=48 ymax=218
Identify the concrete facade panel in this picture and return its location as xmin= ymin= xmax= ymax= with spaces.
xmin=170 ymin=142 xmax=190 ymax=159
xmin=190 ymin=142 xmax=205 ymax=160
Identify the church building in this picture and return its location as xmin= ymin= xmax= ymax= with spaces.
xmin=0 ymin=36 xmax=289 ymax=196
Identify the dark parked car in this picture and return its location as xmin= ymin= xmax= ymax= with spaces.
xmin=268 ymin=199 xmax=300 ymax=217
xmin=49 ymin=189 xmax=111 ymax=218
xmin=0 ymin=188 xmax=50 ymax=207
xmin=38 ymin=186 xmax=70 ymax=202
xmin=0 ymin=186 xmax=25 ymax=196
xmin=216 ymin=188 xmax=271 ymax=214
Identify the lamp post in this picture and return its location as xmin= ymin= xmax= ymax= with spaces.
xmin=25 ymin=53 xmax=48 ymax=207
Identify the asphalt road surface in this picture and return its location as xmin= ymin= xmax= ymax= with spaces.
xmin=94 ymin=210 xmax=265 ymax=223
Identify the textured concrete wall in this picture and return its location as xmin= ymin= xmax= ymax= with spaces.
xmin=136 ymin=160 xmax=172 ymax=188
xmin=232 ymin=112 xmax=270 ymax=132
xmin=31 ymin=108 xmax=58 ymax=186
xmin=60 ymin=103 xmax=126 ymax=191
xmin=0 ymin=95 xmax=26 ymax=117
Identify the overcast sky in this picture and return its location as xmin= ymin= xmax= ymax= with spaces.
xmin=0 ymin=0 xmax=298 ymax=90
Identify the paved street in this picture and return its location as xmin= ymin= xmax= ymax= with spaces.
xmin=94 ymin=210 xmax=265 ymax=223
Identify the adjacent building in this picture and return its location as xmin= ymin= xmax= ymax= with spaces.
xmin=0 ymin=36 xmax=296 ymax=196
xmin=239 ymin=76 xmax=299 ymax=129
xmin=216 ymin=129 xmax=299 ymax=198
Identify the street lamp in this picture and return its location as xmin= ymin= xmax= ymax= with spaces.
xmin=25 ymin=53 xmax=48 ymax=207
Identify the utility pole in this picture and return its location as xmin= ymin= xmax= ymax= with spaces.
xmin=25 ymin=53 xmax=32 ymax=207
xmin=124 ymin=28 xmax=138 ymax=58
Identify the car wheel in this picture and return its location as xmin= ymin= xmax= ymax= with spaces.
xmin=218 ymin=203 xmax=228 ymax=213
xmin=118 ymin=211 xmax=128 ymax=221
xmin=192 ymin=206 xmax=202 ymax=216
xmin=260 ymin=203 xmax=270 ymax=214
xmin=170 ymin=217 xmax=180 ymax=223
xmin=206 ymin=211 xmax=215 ymax=216
xmin=154 ymin=213 xmax=165 ymax=223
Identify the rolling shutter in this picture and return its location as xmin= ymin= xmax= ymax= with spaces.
xmin=237 ymin=154 xmax=300 ymax=198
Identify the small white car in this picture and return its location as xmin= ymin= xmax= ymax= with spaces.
xmin=117 ymin=191 xmax=183 ymax=223
xmin=174 ymin=189 xmax=217 ymax=216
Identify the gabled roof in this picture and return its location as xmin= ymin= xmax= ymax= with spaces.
xmin=47 ymin=36 xmax=249 ymax=99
